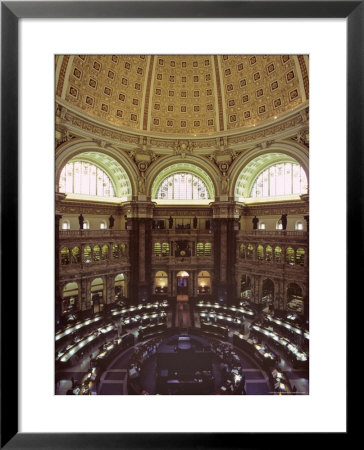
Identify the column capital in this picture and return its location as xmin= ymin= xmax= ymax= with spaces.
xmin=210 ymin=201 xmax=241 ymax=219
xmin=121 ymin=200 xmax=155 ymax=219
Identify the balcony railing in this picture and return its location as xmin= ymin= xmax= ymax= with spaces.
xmin=151 ymin=229 xmax=213 ymax=236
xmin=237 ymin=230 xmax=307 ymax=237
xmin=59 ymin=230 xmax=129 ymax=239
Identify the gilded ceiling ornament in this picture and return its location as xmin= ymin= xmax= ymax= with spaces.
xmin=137 ymin=161 xmax=148 ymax=172
xmin=173 ymin=140 xmax=194 ymax=158
xmin=293 ymin=128 xmax=309 ymax=146
xmin=56 ymin=127 xmax=76 ymax=147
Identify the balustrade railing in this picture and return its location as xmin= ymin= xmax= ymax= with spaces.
xmin=60 ymin=230 xmax=129 ymax=239
xmin=238 ymin=230 xmax=307 ymax=237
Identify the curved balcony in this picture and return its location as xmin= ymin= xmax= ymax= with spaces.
xmin=60 ymin=230 xmax=129 ymax=239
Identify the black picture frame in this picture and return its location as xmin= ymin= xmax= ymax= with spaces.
xmin=1 ymin=1 xmax=358 ymax=448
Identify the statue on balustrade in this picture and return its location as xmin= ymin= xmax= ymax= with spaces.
xmin=78 ymin=213 xmax=84 ymax=230
xmin=252 ymin=216 xmax=259 ymax=230
xmin=193 ymin=216 xmax=198 ymax=229
xmin=109 ymin=215 xmax=115 ymax=229
xmin=169 ymin=216 xmax=173 ymax=229
xmin=280 ymin=214 xmax=288 ymax=230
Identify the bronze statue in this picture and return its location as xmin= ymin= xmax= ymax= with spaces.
xmin=109 ymin=215 xmax=115 ymax=229
xmin=252 ymin=216 xmax=259 ymax=230
xmin=78 ymin=213 xmax=84 ymax=230
xmin=193 ymin=216 xmax=197 ymax=229
xmin=168 ymin=216 xmax=173 ymax=229
xmin=280 ymin=214 xmax=288 ymax=230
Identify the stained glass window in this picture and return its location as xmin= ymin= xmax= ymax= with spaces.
xmin=59 ymin=161 xmax=115 ymax=197
xmin=156 ymin=173 xmax=210 ymax=200
xmin=250 ymin=163 xmax=307 ymax=198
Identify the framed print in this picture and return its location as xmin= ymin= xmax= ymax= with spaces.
xmin=1 ymin=1 xmax=359 ymax=448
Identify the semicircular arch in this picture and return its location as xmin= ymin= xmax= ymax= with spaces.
xmin=56 ymin=140 xmax=137 ymax=198
xmin=147 ymin=157 xmax=219 ymax=200
xmin=229 ymin=141 xmax=309 ymax=199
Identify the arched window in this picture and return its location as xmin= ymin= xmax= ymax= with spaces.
xmin=115 ymin=273 xmax=125 ymax=298
xmin=155 ymin=271 xmax=168 ymax=294
xmin=197 ymin=271 xmax=211 ymax=295
xmin=286 ymin=247 xmax=295 ymax=265
xmin=120 ymin=243 xmax=127 ymax=256
xmin=71 ymin=247 xmax=81 ymax=264
xmin=112 ymin=244 xmax=119 ymax=259
xmin=257 ymin=245 xmax=264 ymax=260
xmin=61 ymin=220 xmax=70 ymax=230
xmin=274 ymin=246 xmax=282 ymax=263
xmin=59 ymin=161 xmax=115 ymax=198
xmin=61 ymin=247 xmax=70 ymax=265
xmin=295 ymin=221 xmax=304 ymax=230
xmin=91 ymin=278 xmax=104 ymax=313
xmin=265 ymin=245 xmax=273 ymax=262
xmin=83 ymin=220 xmax=90 ymax=230
xmin=241 ymin=275 xmax=252 ymax=299
xmin=83 ymin=245 xmax=91 ymax=263
xmin=156 ymin=172 xmax=210 ymax=200
xmin=100 ymin=221 xmax=107 ymax=229
xmin=250 ymin=162 xmax=307 ymax=198
xmin=62 ymin=282 xmax=79 ymax=312
xmin=93 ymin=245 xmax=101 ymax=262
xmin=101 ymin=245 xmax=109 ymax=260
xmin=276 ymin=220 xmax=283 ymax=230
xmin=259 ymin=222 xmax=266 ymax=230
xmin=247 ymin=244 xmax=254 ymax=260
xmin=296 ymin=248 xmax=305 ymax=266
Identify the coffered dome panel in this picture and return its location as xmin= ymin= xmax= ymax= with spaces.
xmin=58 ymin=54 xmax=308 ymax=137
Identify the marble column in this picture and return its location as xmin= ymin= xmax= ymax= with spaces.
xmin=55 ymin=213 xmax=62 ymax=327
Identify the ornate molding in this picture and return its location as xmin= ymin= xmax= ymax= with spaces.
xmin=56 ymin=99 xmax=309 ymax=156
xmin=59 ymin=200 xmax=122 ymax=215
xmin=243 ymin=201 xmax=309 ymax=216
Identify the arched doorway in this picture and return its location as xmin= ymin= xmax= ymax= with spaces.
xmin=240 ymin=275 xmax=252 ymax=300
xmin=114 ymin=273 xmax=125 ymax=301
xmin=91 ymin=277 xmax=104 ymax=314
xmin=176 ymin=271 xmax=189 ymax=296
xmin=197 ymin=271 xmax=211 ymax=295
xmin=154 ymin=271 xmax=168 ymax=295
xmin=175 ymin=271 xmax=191 ymax=328
xmin=62 ymin=282 xmax=79 ymax=314
xmin=287 ymin=283 xmax=303 ymax=314
xmin=262 ymin=278 xmax=274 ymax=306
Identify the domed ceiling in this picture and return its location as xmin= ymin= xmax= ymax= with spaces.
xmin=57 ymin=54 xmax=308 ymax=137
